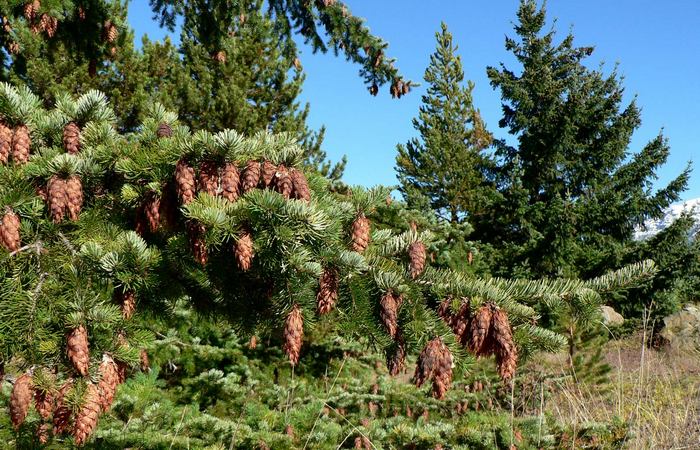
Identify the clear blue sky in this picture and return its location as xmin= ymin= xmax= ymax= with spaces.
xmin=128 ymin=1 xmax=700 ymax=201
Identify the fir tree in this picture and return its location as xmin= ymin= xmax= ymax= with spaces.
xmin=474 ymin=0 xmax=690 ymax=282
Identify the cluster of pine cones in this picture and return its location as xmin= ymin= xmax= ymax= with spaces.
xmin=0 ymin=121 xmax=31 ymax=165
xmin=23 ymin=1 xmax=58 ymax=38
xmin=438 ymin=298 xmax=518 ymax=382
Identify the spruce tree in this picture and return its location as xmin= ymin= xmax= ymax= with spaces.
xmin=474 ymin=0 xmax=690 ymax=281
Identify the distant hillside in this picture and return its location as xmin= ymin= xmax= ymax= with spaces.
xmin=634 ymin=198 xmax=700 ymax=240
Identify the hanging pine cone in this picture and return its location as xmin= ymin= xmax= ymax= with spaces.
xmin=290 ymin=168 xmax=311 ymax=201
xmin=34 ymin=385 xmax=54 ymax=419
xmin=72 ymin=383 xmax=101 ymax=446
xmin=52 ymin=380 xmax=73 ymax=435
xmin=285 ymin=424 xmax=294 ymax=438
xmin=41 ymin=14 xmax=57 ymax=37
xmin=414 ymin=337 xmax=453 ymax=399
xmin=23 ymin=0 xmax=40 ymax=21
xmin=65 ymin=175 xmax=83 ymax=221
xmin=283 ymin=304 xmax=303 ymax=366
xmin=221 ymin=162 xmax=240 ymax=202
xmin=144 ymin=192 xmax=161 ymax=233
xmin=11 ymin=124 xmax=30 ymax=165
xmin=273 ymin=164 xmax=293 ymax=199
xmin=67 ymin=325 xmax=90 ymax=376
xmin=468 ymin=304 xmax=494 ymax=356
xmin=116 ymin=289 xmax=136 ymax=320
xmin=248 ymin=335 xmax=257 ymax=350
xmin=187 ymin=221 xmax=208 ymax=265
xmin=408 ymin=240 xmax=426 ymax=279
xmin=8 ymin=41 xmax=20 ymax=54
xmin=351 ymin=213 xmax=370 ymax=252
xmin=37 ymin=423 xmax=50 ymax=444
xmin=0 ymin=122 xmax=11 ymax=164
xmin=47 ymin=176 xmax=67 ymax=223
xmin=103 ymin=20 xmax=118 ymax=43
xmin=452 ymin=301 xmax=472 ymax=346
xmin=156 ymin=122 xmax=172 ymax=138
xmin=379 ymin=291 xmax=402 ymax=339
xmin=10 ymin=372 xmax=33 ymax=429
xmin=261 ymin=160 xmax=276 ymax=188
xmin=386 ymin=334 xmax=406 ymax=376
xmin=491 ymin=308 xmax=518 ymax=382
xmin=1 ymin=208 xmax=21 ymax=252
xmin=63 ymin=121 xmax=81 ymax=154
xmin=175 ymin=159 xmax=196 ymax=205
xmin=97 ymin=355 xmax=120 ymax=412
xmin=140 ymin=349 xmax=150 ymax=372
xmin=316 ymin=268 xmax=338 ymax=315
xmin=240 ymin=160 xmax=261 ymax=193
xmin=198 ymin=160 xmax=219 ymax=196
xmin=234 ymin=230 xmax=254 ymax=271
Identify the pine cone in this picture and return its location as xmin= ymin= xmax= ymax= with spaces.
xmin=65 ymin=175 xmax=83 ymax=221
xmin=414 ymin=337 xmax=453 ymax=399
xmin=379 ymin=291 xmax=402 ymax=338
xmin=273 ymin=164 xmax=293 ymax=199
xmin=234 ymin=231 xmax=254 ymax=271
xmin=103 ymin=20 xmax=118 ymax=42
xmin=285 ymin=424 xmax=294 ymax=438
xmin=248 ymin=335 xmax=257 ymax=349
xmin=452 ymin=301 xmax=471 ymax=346
xmin=290 ymin=168 xmax=311 ymax=201
xmin=10 ymin=372 xmax=32 ymax=429
xmin=156 ymin=122 xmax=172 ymax=138
xmin=316 ymin=268 xmax=338 ymax=315
xmin=72 ymin=383 xmax=101 ymax=446
xmin=408 ymin=240 xmax=426 ymax=279
xmin=283 ymin=304 xmax=303 ymax=366
xmin=351 ymin=213 xmax=370 ymax=252
xmin=241 ymin=160 xmax=261 ymax=193
xmin=52 ymin=380 xmax=73 ymax=435
xmin=386 ymin=334 xmax=405 ymax=376
xmin=34 ymin=385 xmax=54 ymax=419
xmin=140 ymin=349 xmax=150 ymax=372
xmin=116 ymin=289 xmax=136 ymax=320
xmin=23 ymin=0 xmax=39 ymax=21
xmin=468 ymin=304 xmax=493 ymax=356
xmin=0 ymin=122 xmax=11 ymax=164
xmin=198 ymin=160 xmax=219 ymax=196
xmin=491 ymin=308 xmax=518 ymax=382
xmin=63 ymin=122 xmax=81 ymax=154
xmin=67 ymin=325 xmax=90 ymax=376
xmin=8 ymin=41 xmax=20 ymax=55
xmin=175 ymin=159 xmax=196 ymax=205
xmin=41 ymin=14 xmax=57 ymax=37
xmin=47 ymin=176 xmax=67 ymax=223
xmin=97 ymin=355 xmax=120 ymax=412
xmin=37 ymin=423 xmax=50 ymax=444
xmin=212 ymin=50 xmax=226 ymax=63
xmin=221 ymin=163 xmax=240 ymax=202
xmin=144 ymin=192 xmax=161 ymax=233
xmin=11 ymin=124 xmax=30 ymax=165
xmin=1 ymin=209 xmax=21 ymax=252
xmin=261 ymin=160 xmax=276 ymax=187
xmin=187 ymin=221 xmax=208 ymax=265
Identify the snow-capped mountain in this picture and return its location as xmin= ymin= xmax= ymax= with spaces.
xmin=634 ymin=198 xmax=700 ymax=241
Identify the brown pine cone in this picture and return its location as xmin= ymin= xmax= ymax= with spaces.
xmin=23 ymin=0 xmax=40 ymax=21
xmin=52 ymin=380 xmax=73 ymax=435
xmin=47 ymin=176 xmax=67 ymax=223
xmin=37 ymin=423 xmax=50 ymax=444
xmin=234 ymin=231 xmax=254 ymax=271
xmin=10 ymin=372 xmax=33 ymax=429
xmin=97 ymin=355 xmax=120 ymax=412
xmin=221 ymin=162 xmax=240 ymax=202
xmin=63 ymin=122 xmax=81 ymax=154
xmin=491 ymin=308 xmax=518 ymax=382
xmin=67 ymin=325 xmax=90 ymax=376
xmin=65 ymin=175 xmax=83 ymax=221
xmin=351 ymin=213 xmax=370 ymax=252
xmin=144 ymin=192 xmax=161 ymax=233
xmin=316 ymin=268 xmax=338 ymax=315
xmin=273 ymin=164 xmax=293 ymax=199
xmin=283 ymin=304 xmax=303 ymax=366
xmin=468 ymin=304 xmax=494 ymax=356
xmin=241 ymin=160 xmax=261 ymax=193
xmin=140 ymin=349 xmax=150 ymax=372
xmin=11 ymin=124 xmax=30 ymax=165
xmin=72 ymin=383 xmax=101 ymax=446
xmin=156 ymin=122 xmax=172 ymax=138
xmin=34 ymin=386 xmax=54 ymax=419
xmin=285 ymin=424 xmax=294 ymax=438
xmin=41 ymin=14 xmax=57 ymax=37
xmin=386 ymin=334 xmax=406 ymax=376
xmin=290 ymin=168 xmax=311 ymax=201
xmin=452 ymin=301 xmax=472 ymax=346
xmin=103 ymin=20 xmax=118 ymax=42
xmin=379 ymin=291 xmax=401 ymax=338
xmin=248 ymin=335 xmax=257 ymax=349
xmin=414 ymin=337 xmax=453 ymax=399
xmin=261 ymin=160 xmax=276 ymax=187
xmin=187 ymin=221 xmax=208 ymax=265
xmin=408 ymin=240 xmax=426 ymax=279
xmin=0 ymin=122 xmax=11 ymax=164
xmin=198 ymin=160 xmax=219 ymax=196
xmin=175 ymin=159 xmax=196 ymax=205
xmin=1 ymin=209 xmax=21 ymax=252
xmin=116 ymin=289 xmax=136 ymax=320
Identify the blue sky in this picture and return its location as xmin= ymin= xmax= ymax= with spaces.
xmin=128 ymin=1 xmax=700 ymax=201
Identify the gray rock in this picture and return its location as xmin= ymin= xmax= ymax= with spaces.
xmin=660 ymin=304 xmax=700 ymax=352
xmin=600 ymin=305 xmax=624 ymax=326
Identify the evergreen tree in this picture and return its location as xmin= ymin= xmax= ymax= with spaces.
xmin=474 ymin=0 xmax=690 ymax=281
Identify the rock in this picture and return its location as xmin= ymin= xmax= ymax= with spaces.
xmin=600 ymin=305 xmax=624 ymax=326
xmin=660 ymin=304 xmax=700 ymax=352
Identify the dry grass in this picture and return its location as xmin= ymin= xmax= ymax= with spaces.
xmin=538 ymin=331 xmax=700 ymax=449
